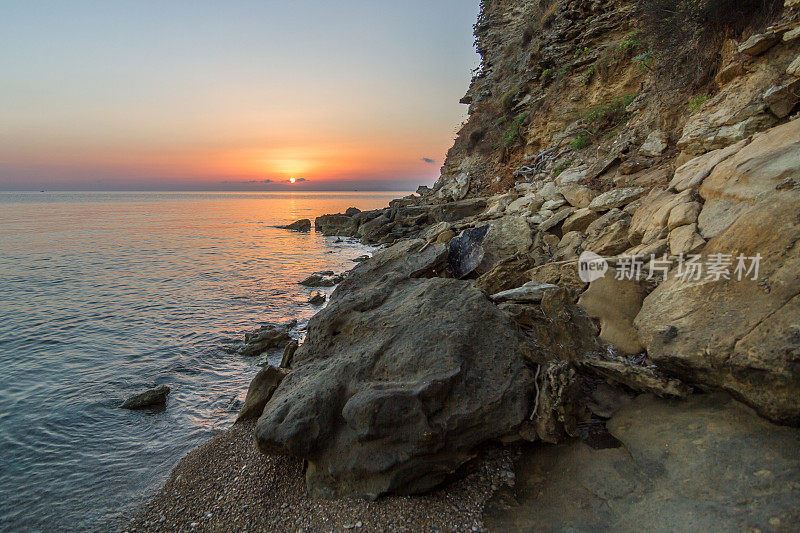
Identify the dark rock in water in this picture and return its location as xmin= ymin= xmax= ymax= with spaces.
xmin=256 ymin=238 xmax=537 ymax=498
xmin=121 ymin=385 xmax=170 ymax=409
xmin=351 ymin=254 xmax=370 ymax=263
xmin=237 ymin=365 xmax=288 ymax=421
xmin=242 ymin=325 xmax=292 ymax=357
xmin=277 ymin=219 xmax=311 ymax=232
xmin=308 ymin=293 xmax=326 ymax=305
xmin=299 ymin=271 xmax=344 ymax=287
xmin=280 ymin=339 xmax=299 ymax=369
xmin=447 ymin=225 xmax=490 ymax=279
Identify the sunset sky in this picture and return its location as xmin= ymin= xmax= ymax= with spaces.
xmin=0 ymin=1 xmax=480 ymax=191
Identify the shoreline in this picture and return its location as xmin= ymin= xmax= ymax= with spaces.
xmin=124 ymin=420 xmax=518 ymax=532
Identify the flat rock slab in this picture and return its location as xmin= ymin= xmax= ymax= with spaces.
xmin=485 ymin=393 xmax=800 ymax=532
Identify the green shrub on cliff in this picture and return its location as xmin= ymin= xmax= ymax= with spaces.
xmin=500 ymin=86 xmax=519 ymax=112
xmin=689 ymin=94 xmax=710 ymax=113
xmin=583 ymin=94 xmax=637 ymax=133
xmin=553 ymin=160 xmax=573 ymax=177
xmin=571 ymin=133 xmax=590 ymax=150
xmin=502 ymin=112 xmax=528 ymax=148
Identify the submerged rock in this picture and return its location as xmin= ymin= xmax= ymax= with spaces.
xmin=121 ymin=385 xmax=170 ymax=409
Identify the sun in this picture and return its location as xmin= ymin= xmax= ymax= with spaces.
xmin=289 ymin=177 xmax=296 ymax=183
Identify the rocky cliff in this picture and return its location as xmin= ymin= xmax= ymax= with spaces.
xmin=243 ymin=0 xmax=800 ymax=528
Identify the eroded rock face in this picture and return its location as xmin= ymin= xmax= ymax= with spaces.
xmin=256 ymin=271 xmax=537 ymax=497
xmin=636 ymin=122 xmax=800 ymax=425
xmin=698 ymin=119 xmax=800 ymax=239
xmin=677 ymin=60 xmax=781 ymax=155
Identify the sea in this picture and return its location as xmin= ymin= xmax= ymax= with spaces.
xmin=0 ymin=191 xmax=404 ymax=531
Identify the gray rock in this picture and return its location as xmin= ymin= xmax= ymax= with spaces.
xmin=639 ymin=130 xmax=669 ymax=157
xmin=121 ymin=385 xmax=170 ymax=409
xmin=315 ymin=214 xmax=358 ymax=237
xmin=280 ymin=339 xmax=298 ymax=369
xmin=588 ymin=187 xmax=646 ymax=212
xmin=448 ymin=225 xmax=490 ymax=279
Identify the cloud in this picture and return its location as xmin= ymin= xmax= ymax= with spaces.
xmin=222 ymin=178 xmax=273 ymax=184
xmin=288 ymin=177 xmax=307 ymax=182
xmin=421 ymin=157 xmax=435 ymax=164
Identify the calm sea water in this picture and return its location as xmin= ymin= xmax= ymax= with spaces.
xmin=0 ymin=191 xmax=403 ymax=531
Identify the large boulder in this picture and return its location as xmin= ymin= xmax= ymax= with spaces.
xmin=255 ymin=248 xmax=537 ymax=497
xmin=635 ymin=122 xmax=800 ymax=425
